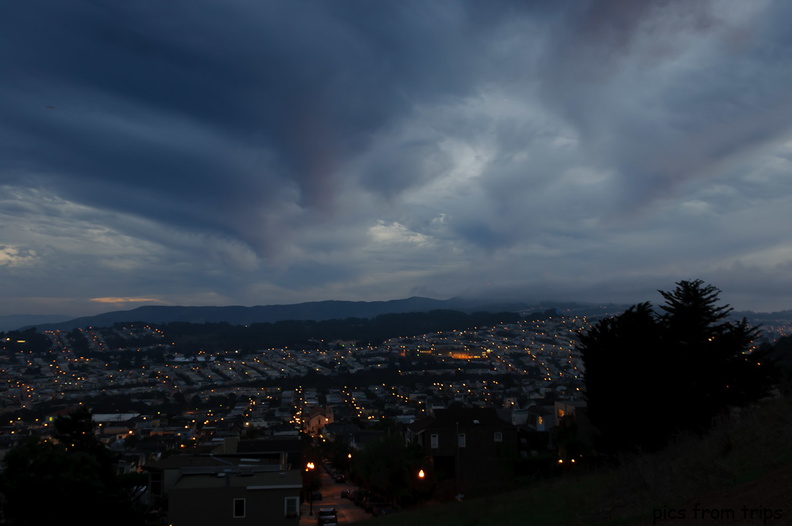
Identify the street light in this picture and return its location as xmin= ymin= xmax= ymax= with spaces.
xmin=306 ymin=462 xmax=316 ymax=516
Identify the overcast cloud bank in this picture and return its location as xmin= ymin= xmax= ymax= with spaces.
xmin=2 ymin=0 xmax=792 ymax=316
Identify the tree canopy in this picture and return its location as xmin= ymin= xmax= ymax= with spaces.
xmin=578 ymin=280 xmax=777 ymax=454
xmin=0 ymin=407 xmax=143 ymax=526
xmin=350 ymin=433 xmax=427 ymax=504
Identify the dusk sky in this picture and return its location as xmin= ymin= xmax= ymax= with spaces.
xmin=3 ymin=0 xmax=792 ymax=318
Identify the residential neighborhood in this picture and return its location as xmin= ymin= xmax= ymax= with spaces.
xmin=0 ymin=310 xmax=787 ymax=524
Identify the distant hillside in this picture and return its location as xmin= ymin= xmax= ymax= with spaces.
xmin=10 ymin=298 xmax=789 ymax=333
xmin=733 ymin=309 xmax=792 ymax=321
xmin=769 ymin=334 xmax=792 ymax=367
xmin=0 ymin=314 xmax=72 ymax=332
xmin=27 ymin=297 xmax=551 ymax=331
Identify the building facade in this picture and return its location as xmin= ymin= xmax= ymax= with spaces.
xmin=167 ymin=470 xmax=302 ymax=526
xmin=406 ymin=407 xmax=518 ymax=492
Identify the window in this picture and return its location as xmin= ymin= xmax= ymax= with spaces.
xmin=430 ymin=433 xmax=439 ymax=449
xmin=494 ymin=432 xmax=503 ymax=442
xmin=150 ymin=472 xmax=163 ymax=496
xmin=458 ymin=433 xmax=466 ymax=448
xmin=284 ymin=496 xmax=300 ymax=518
xmin=233 ymin=498 xmax=246 ymax=518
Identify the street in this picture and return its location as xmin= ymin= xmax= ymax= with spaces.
xmin=300 ymin=471 xmax=372 ymax=525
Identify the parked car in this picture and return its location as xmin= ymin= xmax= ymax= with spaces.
xmin=340 ymin=489 xmax=351 ymax=499
xmin=311 ymin=490 xmax=323 ymax=501
xmin=365 ymin=498 xmax=388 ymax=513
xmin=317 ymin=507 xmax=337 ymax=526
xmin=352 ymin=490 xmax=370 ymax=507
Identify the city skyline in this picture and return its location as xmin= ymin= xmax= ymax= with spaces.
xmin=3 ymin=1 xmax=792 ymax=317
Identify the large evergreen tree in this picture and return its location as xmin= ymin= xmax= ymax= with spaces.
xmin=658 ymin=280 xmax=776 ymax=434
xmin=579 ymin=302 xmax=670 ymax=452
xmin=579 ymin=280 xmax=776 ymax=454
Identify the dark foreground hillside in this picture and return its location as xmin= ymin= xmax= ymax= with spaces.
xmin=356 ymin=393 xmax=792 ymax=526
xmin=630 ymin=463 xmax=792 ymax=526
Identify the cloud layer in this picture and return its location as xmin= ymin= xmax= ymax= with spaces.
xmin=2 ymin=0 xmax=792 ymax=316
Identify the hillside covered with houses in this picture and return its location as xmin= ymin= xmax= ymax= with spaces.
xmin=1 ymin=305 xmax=790 ymax=525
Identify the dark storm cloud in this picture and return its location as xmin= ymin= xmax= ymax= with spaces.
xmin=538 ymin=0 xmax=792 ymax=212
xmin=1 ymin=0 xmax=519 ymax=249
xmin=2 ymin=0 xmax=792 ymax=315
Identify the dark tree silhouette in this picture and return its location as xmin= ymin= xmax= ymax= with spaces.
xmin=54 ymin=405 xmax=99 ymax=450
xmin=0 ymin=407 xmax=143 ymax=526
xmin=350 ymin=433 xmax=428 ymax=504
xmin=579 ymin=302 xmax=669 ymax=452
xmin=579 ymin=280 xmax=777 ymax=454
xmin=0 ymin=438 xmax=106 ymax=525
xmin=657 ymin=280 xmax=774 ymax=434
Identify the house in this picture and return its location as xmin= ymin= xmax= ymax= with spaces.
xmin=143 ymin=436 xmax=301 ymax=506
xmin=348 ymin=429 xmax=385 ymax=451
xmin=554 ymin=400 xmax=586 ymax=423
xmin=303 ymin=407 xmax=333 ymax=437
xmin=93 ymin=412 xmax=140 ymax=443
xmin=525 ymin=405 xmax=555 ymax=432
xmin=167 ymin=470 xmax=302 ymax=526
xmin=320 ymin=422 xmax=360 ymax=443
xmin=232 ymin=436 xmax=303 ymax=470
xmin=553 ymin=400 xmax=592 ymax=438
xmin=406 ymin=407 xmax=517 ymax=492
xmin=552 ymin=400 xmax=593 ymax=459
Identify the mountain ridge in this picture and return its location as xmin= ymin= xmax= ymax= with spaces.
xmin=6 ymin=297 xmax=790 ymax=333
xmin=10 ymin=296 xmax=551 ymax=331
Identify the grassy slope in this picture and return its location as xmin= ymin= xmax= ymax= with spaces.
xmin=358 ymin=394 xmax=792 ymax=526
